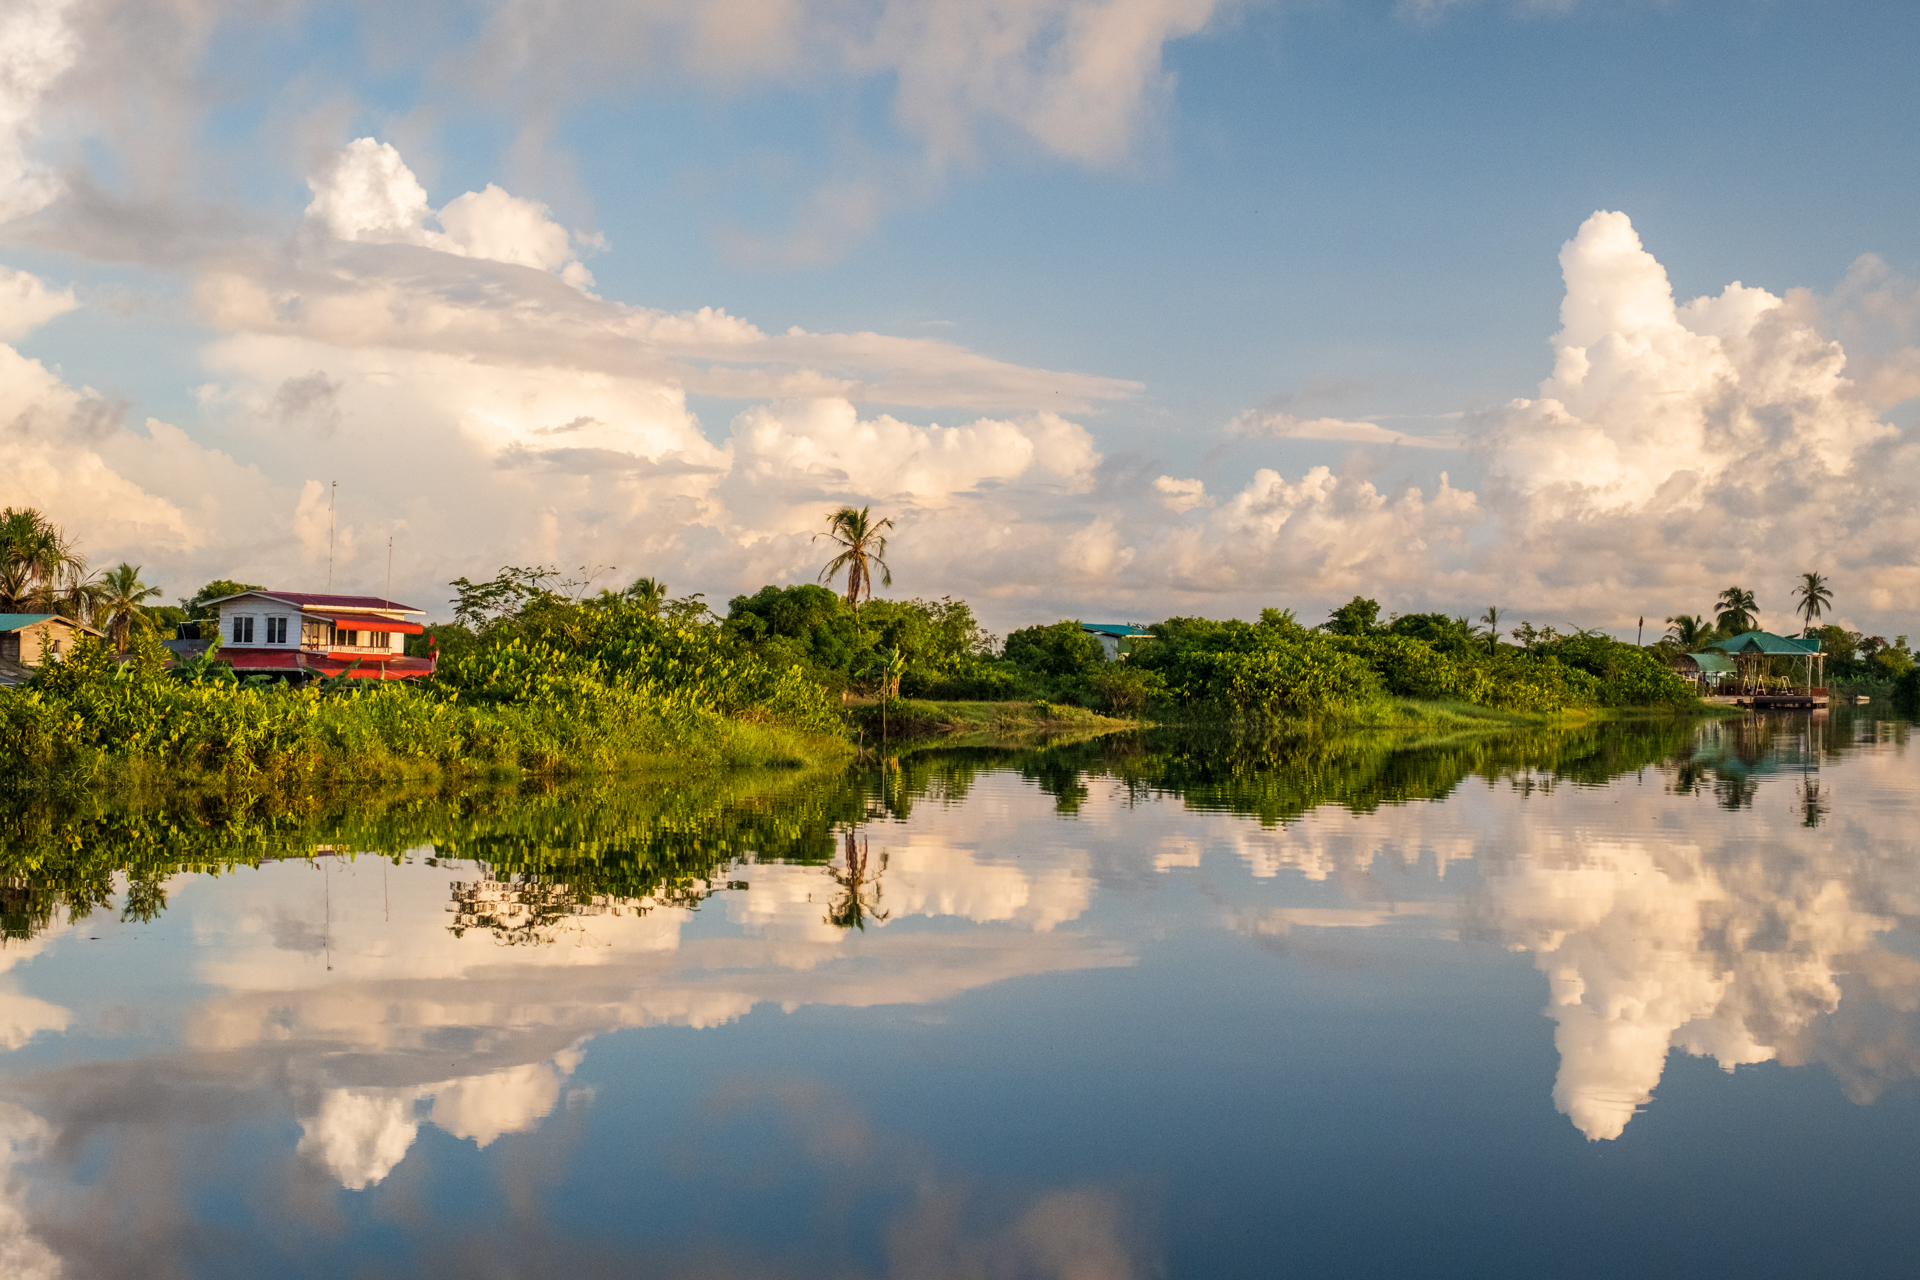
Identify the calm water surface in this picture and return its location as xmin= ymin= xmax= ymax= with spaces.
xmin=1 ymin=712 xmax=1917 ymax=1278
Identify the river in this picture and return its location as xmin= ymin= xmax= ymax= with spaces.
xmin=0 ymin=710 xmax=1915 ymax=1277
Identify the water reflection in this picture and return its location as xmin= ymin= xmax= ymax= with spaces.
xmin=0 ymin=710 xmax=1912 ymax=1271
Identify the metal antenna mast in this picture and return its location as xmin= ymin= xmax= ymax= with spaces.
xmin=327 ymin=480 xmax=338 ymax=589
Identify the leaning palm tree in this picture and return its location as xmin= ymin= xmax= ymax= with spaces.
xmin=96 ymin=563 xmax=164 ymax=653
xmin=1714 ymin=586 xmax=1758 ymax=635
xmin=1792 ymin=571 xmax=1833 ymax=634
xmin=1665 ymin=614 xmax=1712 ymax=651
xmin=816 ymin=506 xmax=894 ymax=606
xmin=1479 ymin=606 xmax=1502 ymax=654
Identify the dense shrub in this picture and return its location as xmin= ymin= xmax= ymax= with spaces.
xmin=1129 ymin=609 xmax=1694 ymax=722
xmin=1131 ymin=615 xmax=1385 ymax=720
xmin=1894 ymin=667 xmax=1920 ymax=713
xmin=1386 ymin=612 xmax=1479 ymax=652
xmin=1003 ymin=621 xmax=1108 ymax=678
xmin=722 ymin=587 xmax=995 ymax=695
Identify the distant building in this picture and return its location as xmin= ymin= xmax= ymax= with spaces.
xmin=1078 ymin=623 xmax=1153 ymax=660
xmin=0 ymin=614 xmax=102 ymax=685
xmin=199 ymin=590 xmax=435 ymax=680
xmin=1672 ymin=650 xmax=1735 ymax=690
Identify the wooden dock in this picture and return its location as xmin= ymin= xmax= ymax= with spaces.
xmin=1705 ymin=688 xmax=1829 ymax=710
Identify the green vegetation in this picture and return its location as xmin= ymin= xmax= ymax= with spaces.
xmin=1130 ymin=605 xmax=1694 ymax=722
xmin=44 ymin=502 xmax=1905 ymax=800
xmin=1894 ymin=666 xmax=1920 ymax=714
xmin=1 ymin=594 xmax=850 ymax=794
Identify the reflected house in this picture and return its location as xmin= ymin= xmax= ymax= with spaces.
xmin=0 ymin=614 xmax=102 ymax=685
xmin=1079 ymin=623 xmax=1152 ymax=659
xmin=201 ymin=589 xmax=435 ymax=681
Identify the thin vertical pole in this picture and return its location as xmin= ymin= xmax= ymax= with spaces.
xmin=386 ymin=535 xmax=393 ymax=607
xmin=327 ymin=481 xmax=338 ymax=590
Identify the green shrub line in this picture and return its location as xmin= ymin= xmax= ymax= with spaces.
xmin=1126 ymin=610 xmax=1697 ymax=722
xmin=1 ymin=601 xmax=853 ymax=795
xmin=2 ymin=580 xmax=1719 ymax=795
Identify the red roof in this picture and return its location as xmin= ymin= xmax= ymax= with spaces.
xmin=306 ymin=654 xmax=436 ymax=679
xmin=224 ymin=651 xmax=303 ymax=670
xmin=205 ymin=590 xmax=425 ymax=615
xmin=308 ymin=612 xmax=425 ymax=633
xmin=174 ymin=650 xmax=436 ymax=680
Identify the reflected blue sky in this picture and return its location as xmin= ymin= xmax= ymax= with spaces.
xmin=1 ymin=716 xmax=1919 ymax=1276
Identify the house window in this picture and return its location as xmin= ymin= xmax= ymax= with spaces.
xmin=266 ymin=616 xmax=288 ymax=645
xmin=302 ymin=619 xmax=327 ymax=647
xmin=369 ymin=631 xmax=391 ymax=649
xmin=232 ymin=615 xmax=255 ymax=644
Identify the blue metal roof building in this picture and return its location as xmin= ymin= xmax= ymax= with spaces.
xmin=1078 ymin=623 xmax=1153 ymax=659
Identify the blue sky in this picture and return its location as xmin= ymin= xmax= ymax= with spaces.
xmin=3 ymin=0 xmax=1918 ymax=632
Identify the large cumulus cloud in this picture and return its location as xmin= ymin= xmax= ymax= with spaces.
xmin=1142 ymin=211 xmax=1920 ymax=631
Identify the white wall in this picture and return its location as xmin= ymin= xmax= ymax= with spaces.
xmin=215 ymin=596 xmax=413 ymax=651
xmin=215 ymin=596 xmax=297 ymax=648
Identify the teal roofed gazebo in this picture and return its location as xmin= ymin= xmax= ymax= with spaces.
xmin=1703 ymin=630 xmax=1824 ymax=701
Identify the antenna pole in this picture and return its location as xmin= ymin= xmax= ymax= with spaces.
xmin=386 ymin=535 xmax=393 ymax=607
xmin=327 ymin=480 xmax=337 ymax=590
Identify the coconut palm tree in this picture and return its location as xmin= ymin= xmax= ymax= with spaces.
xmin=0 ymin=507 xmax=68 ymax=612
xmin=623 ymin=576 xmax=668 ymax=616
xmin=816 ymin=505 xmax=894 ymax=606
xmin=1793 ymin=571 xmax=1833 ymax=634
xmin=1479 ymin=606 xmax=1502 ymax=654
xmin=1665 ymin=614 xmax=1712 ymax=650
xmin=1715 ymin=586 xmax=1758 ymax=635
xmin=96 ymin=563 xmax=164 ymax=653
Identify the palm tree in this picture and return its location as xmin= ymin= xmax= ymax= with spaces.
xmin=1793 ymin=571 xmax=1833 ymax=634
xmin=97 ymin=563 xmax=164 ymax=653
xmin=825 ymin=831 xmax=888 ymax=930
xmin=1665 ymin=613 xmax=1712 ymax=651
xmin=1715 ymin=586 xmax=1758 ymax=635
xmin=816 ymin=506 xmax=894 ymax=606
xmin=1479 ymin=606 xmax=1502 ymax=653
xmin=623 ymin=576 xmax=668 ymax=616
xmin=0 ymin=507 xmax=70 ymax=612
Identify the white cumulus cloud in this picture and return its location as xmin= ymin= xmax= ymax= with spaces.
xmin=306 ymin=138 xmax=595 ymax=286
xmin=0 ymin=0 xmax=76 ymax=224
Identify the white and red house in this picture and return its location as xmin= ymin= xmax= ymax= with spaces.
xmin=200 ymin=590 xmax=436 ymax=680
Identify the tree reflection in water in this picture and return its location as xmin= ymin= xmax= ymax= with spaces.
xmin=825 ymin=830 xmax=889 ymax=930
